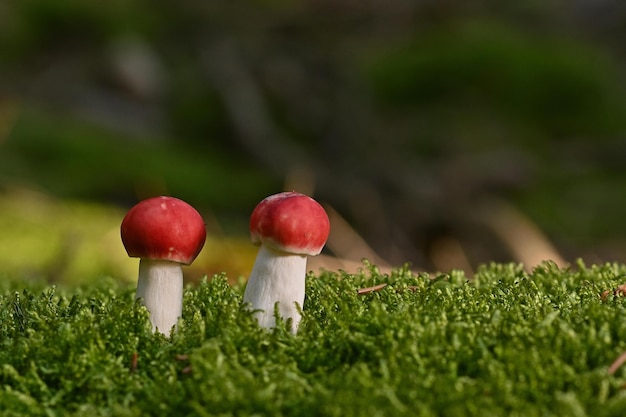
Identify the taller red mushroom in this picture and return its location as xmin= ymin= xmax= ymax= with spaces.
xmin=243 ymin=191 xmax=330 ymax=333
xmin=121 ymin=196 xmax=206 ymax=334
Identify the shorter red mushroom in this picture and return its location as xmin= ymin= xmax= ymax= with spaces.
xmin=121 ymin=196 xmax=206 ymax=334
xmin=243 ymin=191 xmax=330 ymax=333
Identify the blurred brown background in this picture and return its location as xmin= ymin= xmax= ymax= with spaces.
xmin=2 ymin=1 xmax=626 ymax=284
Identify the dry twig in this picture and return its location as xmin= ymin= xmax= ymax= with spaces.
xmin=357 ymin=283 xmax=388 ymax=295
xmin=130 ymin=351 xmax=138 ymax=373
xmin=609 ymin=351 xmax=626 ymax=375
xmin=601 ymin=284 xmax=626 ymax=301
xmin=356 ymin=283 xmax=419 ymax=295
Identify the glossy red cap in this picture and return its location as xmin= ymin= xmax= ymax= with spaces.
xmin=121 ymin=196 xmax=206 ymax=265
xmin=250 ymin=191 xmax=330 ymax=256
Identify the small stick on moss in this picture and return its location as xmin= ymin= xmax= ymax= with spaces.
xmin=608 ymin=351 xmax=626 ymax=375
xmin=175 ymin=354 xmax=192 ymax=374
xmin=357 ymin=284 xmax=419 ymax=295
xmin=601 ymin=284 xmax=626 ymax=301
xmin=130 ymin=351 xmax=138 ymax=373
xmin=357 ymin=284 xmax=388 ymax=295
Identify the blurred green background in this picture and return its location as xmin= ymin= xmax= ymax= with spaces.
xmin=2 ymin=1 xmax=626 ymax=285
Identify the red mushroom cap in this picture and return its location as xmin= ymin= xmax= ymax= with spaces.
xmin=250 ymin=191 xmax=330 ymax=256
xmin=121 ymin=196 xmax=206 ymax=265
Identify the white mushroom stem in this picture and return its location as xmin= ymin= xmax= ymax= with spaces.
xmin=135 ymin=259 xmax=183 ymax=334
xmin=243 ymin=245 xmax=307 ymax=333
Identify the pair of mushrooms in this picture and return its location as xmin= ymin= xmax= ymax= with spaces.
xmin=120 ymin=192 xmax=330 ymax=335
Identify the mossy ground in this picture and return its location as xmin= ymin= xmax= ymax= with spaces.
xmin=2 ymin=262 xmax=626 ymax=416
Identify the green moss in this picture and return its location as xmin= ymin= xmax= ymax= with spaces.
xmin=2 ymin=262 xmax=626 ymax=415
xmin=363 ymin=21 xmax=626 ymax=139
xmin=0 ymin=109 xmax=276 ymax=213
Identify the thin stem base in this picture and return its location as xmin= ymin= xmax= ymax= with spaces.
xmin=136 ymin=259 xmax=183 ymax=334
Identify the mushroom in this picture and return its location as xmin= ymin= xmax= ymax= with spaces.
xmin=243 ymin=191 xmax=330 ymax=333
xmin=121 ymin=196 xmax=206 ymax=334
